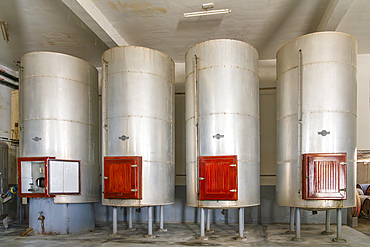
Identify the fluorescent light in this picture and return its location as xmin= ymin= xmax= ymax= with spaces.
xmin=1 ymin=21 xmax=9 ymax=43
xmin=184 ymin=8 xmax=231 ymax=18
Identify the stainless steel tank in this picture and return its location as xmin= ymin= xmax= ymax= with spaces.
xmin=0 ymin=141 xmax=8 ymax=217
xmin=0 ymin=84 xmax=12 ymax=140
xmin=102 ymin=46 xmax=175 ymax=207
xmin=20 ymin=51 xmax=99 ymax=234
xmin=185 ymin=39 xmax=260 ymax=208
xmin=276 ymin=32 xmax=357 ymax=210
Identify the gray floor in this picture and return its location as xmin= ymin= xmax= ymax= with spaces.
xmin=0 ymin=221 xmax=369 ymax=246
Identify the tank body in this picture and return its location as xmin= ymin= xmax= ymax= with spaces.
xmin=0 ymin=84 xmax=12 ymax=139
xmin=0 ymin=141 xmax=8 ymax=217
xmin=185 ymin=39 xmax=260 ymax=208
xmin=20 ymin=52 xmax=99 ymax=233
xmin=276 ymin=32 xmax=357 ymax=209
xmin=102 ymin=46 xmax=175 ymax=207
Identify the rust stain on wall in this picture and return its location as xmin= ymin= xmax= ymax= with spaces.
xmin=108 ymin=1 xmax=119 ymax=11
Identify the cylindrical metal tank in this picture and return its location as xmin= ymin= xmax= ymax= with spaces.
xmin=20 ymin=52 xmax=99 ymax=234
xmin=185 ymin=39 xmax=260 ymax=208
xmin=0 ymin=141 xmax=8 ymax=217
xmin=0 ymin=84 xmax=12 ymax=140
xmin=102 ymin=46 xmax=175 ymax=207
xmin=276 ymin=32 xmax=357 ymax=210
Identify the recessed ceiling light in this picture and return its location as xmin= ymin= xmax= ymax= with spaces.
xmin=184 ymin=3 xmax=231 ymax=18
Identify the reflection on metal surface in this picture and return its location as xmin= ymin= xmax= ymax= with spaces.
xmin=276 ymin=32 xmax=357 ymax=209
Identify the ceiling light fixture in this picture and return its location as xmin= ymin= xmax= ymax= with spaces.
xmin=1 ymin=21 xmax=9 ymax=43
xmin=184 ymin=3 xmax=231 ymax=18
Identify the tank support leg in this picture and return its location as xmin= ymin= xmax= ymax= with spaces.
xmin=321 ymin=210 xmax=332 ymax=235
xmin=127 ymin=208 xmax=136 ymax=231
xmin=196 ymin=208 xmax=207 ymax=240
xmin=292 ymin=208 xmax=302 ymax=241
xmin=3 ymin=216 xmax=8 ymax=230
xmin=206 ymin=209 xmax=214 ymax=233
xmin=109 ymin=206 xmax=121 ymax=236
xmin=145 ymin=206 xmax=156 ymax=238
xmin=201 ymin=208 xmax=205 ymax=237
xmin=332 ymin=208 xmax=346 ymax=242
xmin=287 ymin=207 xmax=295 ymax=233
xmin=157 ymin=205 xmax=167 ymax=232
xmin=236 ymin=207 xmax=246 ymax=240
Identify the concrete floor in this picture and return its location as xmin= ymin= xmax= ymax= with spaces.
xmin=0 ymin=221 xmax=369 ymax=246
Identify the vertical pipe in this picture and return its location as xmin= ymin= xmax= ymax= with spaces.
xmin=337 ymin=208 xmax=342 ymax=239
xmin=128 ymin=207 xmax=133 ymax=229
xmin=160 ymin=205 xmax=164 ymax=230
xmin=200 ymin=208 xmax=205 ymax=237
xmin=289 ymin=207 xmax=295 ymax=232
xmin=295 ymin=208 xmax=301 ymax=239
xmin=148 ymin=206 xmax=153 ymax=236
xmin=326 ymin=210 xmax=331 ymax=233
xmin=19 ymin=202 xmax=22 ymax=223
xmin=239 ymin=207 xmax=244 ymax=238
xmin=206 ymin=209 xmax=211 ymax=231
xmin=194 ymin=55 xmax=200 ymax=193
xmin=113 ymin=207 xmax=117 ymax=235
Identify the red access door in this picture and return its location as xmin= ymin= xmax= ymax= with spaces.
xmin=104 ymin=156 xmax=142 ymax=199
xmin=302 ymin=153 xmax=347 ymax=200
xmin=199 ymin=155 xmax=238 ymax=201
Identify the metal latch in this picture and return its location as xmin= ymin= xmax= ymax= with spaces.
xmin=230 ymin=189 xmax=237 ymax=192
xmin=131 ymin=164 xmax=137 ymax=167
xmin=104 ymin=177 xmax=108 ymax=179
xmin=340 ymin=162 xmax=347 ymax=165
xmin=213 ymin=133 xmax=224 ymax=139
xmin=118 ymin=135 xmax=129 ymax=141
xmin=230 ymin=164 xmax=236 ymax=167
xmin=131 ymin=189 xmax=138 ymax=192
xmin=340 ymin=188 xmax=346 ymax=192
xmin=199 ymin=177 xmax=205 ymax=180
xmin=318 ymin=130 xmax=330 ymax=136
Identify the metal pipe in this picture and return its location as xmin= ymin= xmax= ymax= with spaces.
xmin=295 ymin=208 xmax=301 ymax=239
xmin=239 ymin=207 xmax=244 ymax=238
xmin=194 ymin=54 xmax=200 ymax=193
xmin=160 ymin=205 xmax=164 ymax=230
xmin=0 ymin=69 xmax=19 ymax=82
xmin=200 ymin=208 xmax=205 ymax=237
xmin=129 ymin=207 xmax=133 ymax=229
xmin=297 ymin=49 xmax=303 ymax=187
xmin=337 ymin=208 xmax=342 ymax=239
xmin=113 ymin=207 xmax=117 ymax=235
xmin=326 ymin=210 xmax=331 ymax=232
xmin=148 ymin=206 xmax=153 ymax=236
xmin=19 ymin=201 xmax=22 ymax=223
xmin=206 ymin=209 xmax=211 ymax=231
xmin=290 ymin=207 xmax=295 ymax=232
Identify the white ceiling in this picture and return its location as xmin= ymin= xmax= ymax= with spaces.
xmin=1 ymin=0 xmax=369 ymax=71
xmin=0 ymin=0 xmax=108 ymax=70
